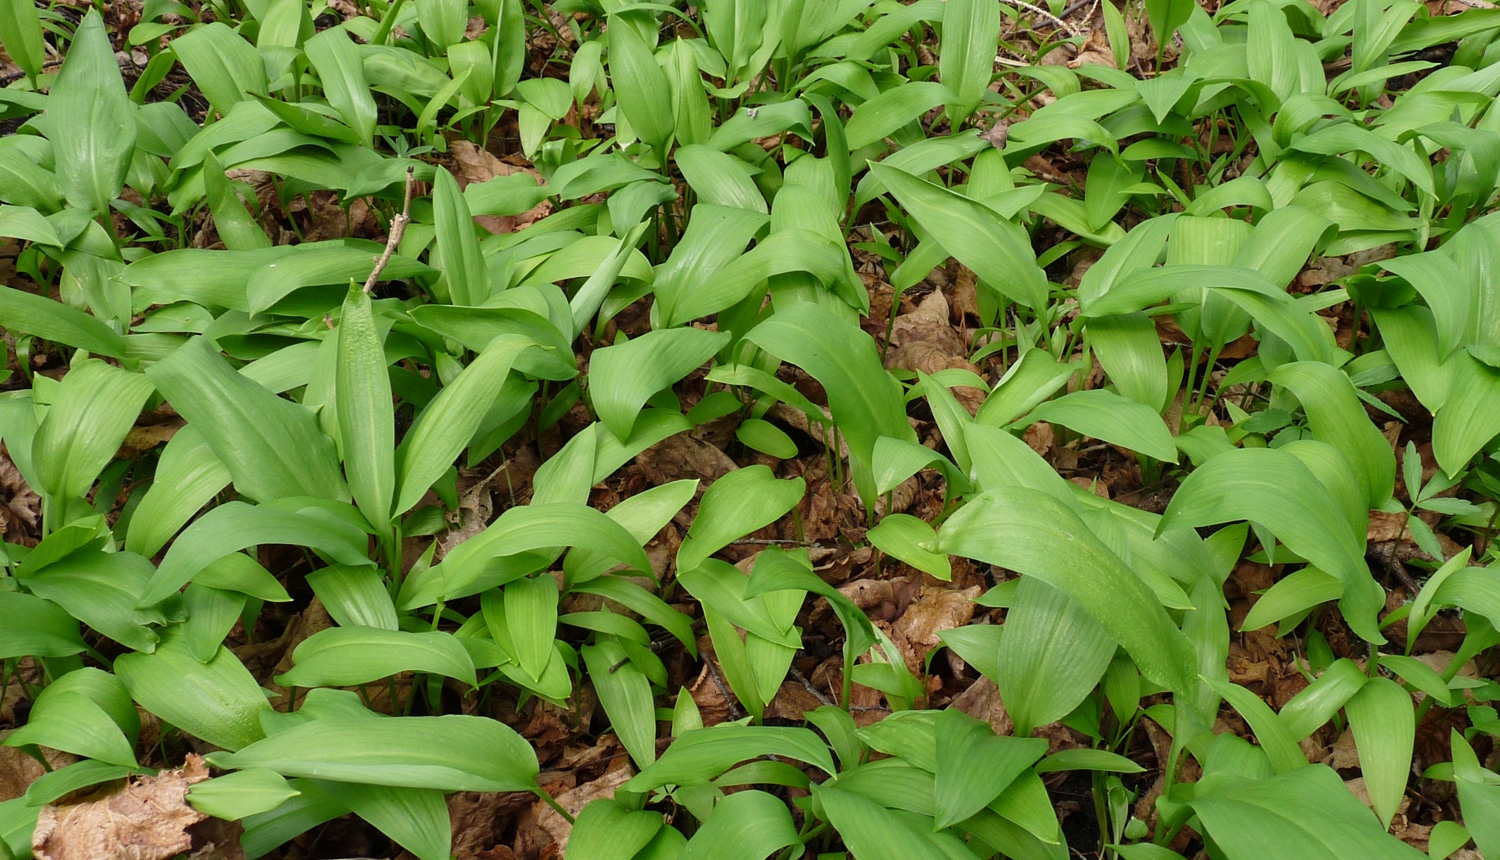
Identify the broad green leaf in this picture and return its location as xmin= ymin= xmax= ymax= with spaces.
xmin=933 ymin=709 xmax=1047 ymax=828
xmin=32 ymin=360 xmax=152 ymax=503
xmin=681 ymin=790 xmax=801 ymax=860
xmin=1345 ymin=677 xmax=1414 ymax=830
xmin=997 ymin=576 xmax=1116 ymax=735
xmin=147 ymin=337 xmax=348 ymax=505
xmin=394 ymin=335 xmax=532 ymax=515
xmin=975 ymin=350 xmax=1079 ymax=427
xmin=320 ymin=781 xmax=451 ymax=860
xmin=276 ymin=627 xmax=477 ymax=688
xmin=433 ymin=166 xmax=491 ymax=306
xmin=1239 ymin=567 xmax=1343 ymax=633
xmin=815 ymin=785 xmax=962 ymax=860
xmin=0 ymin=0 xmax=43 ymax=83
xmin=141 ymin=499 xmax=371 ymax=607
xmin=676 ymin=466 xmax=805 ymax=572
xmin=939 ymin=0 xmax=1001 ymax=123
xmin=124 ymin=426 xmax=230 ymax=558
xmin=592 ymin=328 xmax=730 ymax=441
xmin=308 ymin=564 xmax=398 ymax=631
xmin=680 ymin=560 xmax=801 ymax=649
xmin=239 ymin=779 xmax=348 ymax=860
xmin=505 ymin=574 xmax=557 ymax=681
xmin=1451 ymin=731 xmax=1500 ymax=858
xmin=583 ymin=640 xmax=656 ymax=769
xmin=201 ymin=152 xmax=271 ymax=250
xmin=1025 ymin=389 xmax=1177 ymax=463
xmin=1277 ymin=658 xmax=1368 ymax=740
xmin=609 ymin=15 xmax=675 ymax=154
xmin=408 ymin=305 xmax=574 ymax=380
xmin=206 ymin=715 xmax=540 ymax=792
xmin=868 ymin=514 xmax=951 ymax=580
xmin=0 ymin=590 xmax=84 ymax=658
xmin=938 ymin=489 xmax=1198 ymax=698
xmin=49 ymin=11 xmax=135 ymax=213
xmin=4 ymin=690 xmax=135 ymax=767
xmin=1204 ymin=676 xmax=1306 ymax=774
xmin=845 ymin=81 xmax=954 ymax=149
xmin=305 ymin=28 xmax=377 ymax=147
xmin=1034 ymin=749 xmax=1146 ymax=773
xmin=1159 ymin=448 xmax=1384 ymax=645
xmin=116 ymin=628 xmax=270 ymax=752
xmin=183 ymin=584 xmax=246 ymax=663
xmin=245 ymin=244 xmax=433 ymax=313
xmin=406 ymin=503 xmax=651 ymax=607
xmin=736 ymin=418 xmax=798 ymax=459
xmin=676 ymin=145 xmax=767 ymax=213
xmin=0 ymin=284 xmax=124 ymax=367
xmin=569 ymin=799 xmax=664 ymax=860
xmin=171 ymin=22 xmax=269 ymax=115
xmin=625 ymin=724 xmax=838 ymax=791
xmin=1271 ymin=363 xmax=1394 ymax=508
xmin=1087 ymin=313 xmax=1168 ymax=409
xmin=1190 ymin=764 xmax=1426 ymax=860
xmin=416 ymin=0 xmax=465 ymax=48
xmin=870 ymin=161 xmax=1047 ymax=309
xmin=188 ymin=770 xmax=300 ymax=820
xmin=22 ymin=549 xmax=159 ymax=653
xmin=745 ymin=302 xmax=914 ymax=503
xmin=1144 ymin=0 xmax=1194 ymax=51
xmin=337 ymin=283 xmax=396 ymax=533
xmin=1432 ymin=353 xmax=1500 ymax=475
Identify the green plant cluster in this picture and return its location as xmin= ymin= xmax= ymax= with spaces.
xmin=2 ymin=0 xmax=1500 ymax=857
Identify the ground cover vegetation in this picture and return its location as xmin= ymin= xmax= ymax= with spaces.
xmin=0 ymin=0 xmax=1499 ymax=856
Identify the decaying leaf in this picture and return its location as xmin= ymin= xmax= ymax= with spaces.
xmin=32 ymin=755 xmax=211 ymax=860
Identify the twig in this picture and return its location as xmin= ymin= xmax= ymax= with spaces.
xmin=362 ymin=166 xmax=416 ymax=295
xmin=1001 ymin=0 xmax=1084 ymax=37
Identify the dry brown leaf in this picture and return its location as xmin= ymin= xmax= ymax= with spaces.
xmin=635 ymin=432 xmax=737 ymax=487
xmin=891 ymin=585 xmax=981 ymax=674
xmin=530 ymin=757 xmax=636 ymax=856
xmin=884 ymin=291 xmax=973 ymax=378
xmin=0 ymin=744 xmax=45 ymax=802
xmin=32 ymin=755 xmax=210 ymax=860
xmin=448 ymin=140 xmax=554 ymax=236
xmin=949 ymin=676 xmax=1015 ymax=737
xmin=118 ymin=421 xmax=183 ymax=460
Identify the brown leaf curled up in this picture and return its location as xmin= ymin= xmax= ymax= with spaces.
xmin=33 ymin=754 xmax=211 ymax=860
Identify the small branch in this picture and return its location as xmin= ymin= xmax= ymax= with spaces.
xmin=1001 ymin=0 xmax=1083 ymax=37
xmin=363 ymin=166 xmax=416 ymax=295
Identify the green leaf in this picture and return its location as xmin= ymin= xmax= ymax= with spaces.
xmin=123 ymin=426 xmax=230 ymax=558
xmin=937 ymin=489 xmax=1199 ymax=699
xmin=814 ymin=785 xmax=960 ymax=859
xmin=1277 ymin=658 xmax=1368 ymax=740
xmin=0 ymin=0 xmax=44 ymax=82
xmin=1345 ymin=677 xmax=1414 ymax=830
xmin=308 ymin=564 xmax=398 ymax=631
xmin=1432 ymin=353 xmax=1500 ymax=475
xmin=140 ymin=499 xmax=372 ymax=607
xmin=1190 ymin=764 xmax=1426 ymax=860
xmin=1159 ymin=448 xmax=1383 ymax=645
xmin=1203 ymin=676 xmax=1307 ymax=774
xmin=939 ymin=0 xmax=1001 ymax=123
xmin=569 ymin=799 xmax=664 ymax=860
xmin=677 ymin=466 xmax=805 ymax=573
xmin=625 ymin=724 xmax=838 ymax=791
xmin=1452 ymin=730 xmax=1500 ymax=858
xmin=207 ymin=714 xmax=540 ymax=792
xmin=1271 ymin=361 xmax=1395 ymax=507
xmin=745 ymin=302 xmax=914 ymax=503
xmin=592 ymin=328 xmax=730 ymax=441
xmin=997 ymin=575 xmax=1116 ymax=735
xmin=115 ymin=628 xmax=271 ymax=752
xmin=305 ymin=28 xmax=377 ymax=147
xmin=682 ymin=790 xmax=801 ymax=860
xmin=870 ymin=161 xmax=1047 ymax=309
xmin=505 ymin=574 xmax=557 ymax=681
xmin=1025 ymin=389 xmax=1177 ymax=463
xmin=0 ymin=591 xmax=84 ymax=658
xmin=676 ymin=145 xmax=768 ymax=213
xmin=1087 ymin=313 xmax=1168 ymax=410
xmin=276 ymin=627 xmax=477 ymax=688
xmin=147 ymin=337 xmax=348 ymax=505
xmin=49 ymin=11 xmax=135 ymax=213
xmin=0 ymin=277 xmax=127 ymax=360
xmin=201 ymin=152 xmax=271 ymax=250
xmin=170 ymin=22 xmax=269 ymax=115
xmin=583 ymin=640 xmax=657 ymax=769
xmin=432 ymin=166 xmax=491 ymax=306
xmin=736 ymin=418 xmax=798 ymax=459
xmin=3 ymin=690 xmax=136 ymax=767
xmin=394 ymin=335 xmax=532 ymax=516
xmin=846 ymin=81 xmax=954 ymax=149
xmin=188 ymin=770 xmax=300 ymax=821
xmin=1239 ymin=567 xmax=1343 ymax=633
xmin=320 ymin=781 xmax=451 ymax=860
xmin=1035 ymin=748 xmax=1146 ymax=773
xmin=1143 ymin=0 xmax=1194 ymax=51
xmin=934 ymin=709 xmax=1047 ymax=828
xmin=32 ymin=360 xmax=153 ymax=502
xmin=337 ymin=284 xmax=396 ymax=534
xmin=868 ymin=514 xmax=951 ymax=580
xmin=609 ymin=15 xmax=675 ymax=154
xmin=22 ymin=549 xmax=160 ymax=653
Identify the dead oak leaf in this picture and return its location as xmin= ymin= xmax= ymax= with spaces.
xmin=33 ymin=755 xmax=210 ymax=860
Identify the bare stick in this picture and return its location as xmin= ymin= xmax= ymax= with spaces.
xmin=363 ymin=166 xmax=417 ymax=295
xmin=1000 ymin=0 xmax=1083 ymax=37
